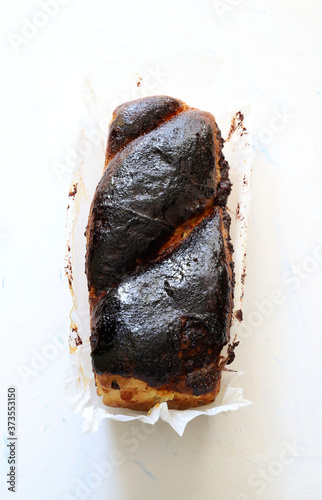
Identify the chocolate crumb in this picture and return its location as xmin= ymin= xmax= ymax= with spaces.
xmin=234 ymin=309 xmax=243 ymax=322
xmin=226 ymin=111 xmax=246 ymax=142
xmin=241 ymin=265 xmax=247 ymax=285
xmin=69 ymin=184 xmax=78 ymax=198
xmin=64 ymin=258 xmax=73 ymax=287
xmin=236 ymin=202 xmax=244 ymax=221
xmin=226 ymin=341 xmax=240 ymax=365
xmin=75 ymin=334 xmax=83 ymax=346
xmin=71 ymin=324 xmax=82 ymax=346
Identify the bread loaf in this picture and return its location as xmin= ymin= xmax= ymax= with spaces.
xmin=85 ymin=95 xmax=234 ymax=410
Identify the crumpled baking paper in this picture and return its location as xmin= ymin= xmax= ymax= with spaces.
xmin=65 ymin=53 xmax=253 ymax=436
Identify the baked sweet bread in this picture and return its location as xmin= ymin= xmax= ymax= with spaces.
xmin=85 ymin=95 xmax=234 ymax=411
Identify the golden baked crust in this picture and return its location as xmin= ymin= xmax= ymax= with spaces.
xmin=95 ymin=370 xmax=222 ymax=411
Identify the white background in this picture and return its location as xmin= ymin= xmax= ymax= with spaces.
xmin=1 ymin=0 xmax=322 ymax=499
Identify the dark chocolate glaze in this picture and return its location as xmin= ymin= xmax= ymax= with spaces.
xmin=86 ymin=102 xmax=220 ymax=296
xmin=91 ymin=209 xmax=232 ymax=391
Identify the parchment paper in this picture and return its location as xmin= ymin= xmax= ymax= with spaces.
xmin=65 ymin=53 xmax=253 ymax=436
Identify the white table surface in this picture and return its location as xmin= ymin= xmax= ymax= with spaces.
xmin=1 ymin=1 xmax=322 ymax=499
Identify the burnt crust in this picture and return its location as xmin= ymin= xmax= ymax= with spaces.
xmin=106 ymin=95 xmax=186 ymax=164
xmin=90 ymin=208 xmax=232 ymax=391
xmin=86 ymin=95 xmax=234 ymax=407
xmin=214 ymin=125 xmax=232 ymax=207
xmin=86 ymin=103 xmax=220 ymax=300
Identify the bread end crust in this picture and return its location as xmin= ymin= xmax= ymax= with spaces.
xmin=95 ymin=371 xmax=222 ymax=411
